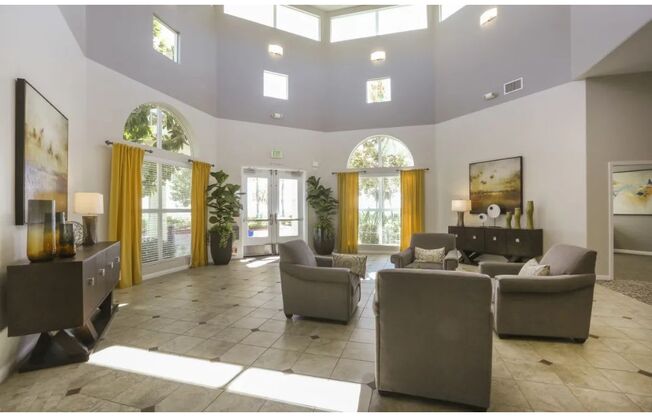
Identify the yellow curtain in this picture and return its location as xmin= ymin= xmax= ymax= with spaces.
xmin=337 ymin=172 xmax=359 ymax=254
xmin=400 ymin=169 xmax=426 ymax=251
xmin=108 ymin=143 xmax=145 ymax=289
xmin=190 ymin=161 xmax=212 ymax=268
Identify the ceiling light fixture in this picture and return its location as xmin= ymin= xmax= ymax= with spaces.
xmin=370 ymin=51 xmax=386 ymax=63
xmin=268 ymin=44 xmax=283 ymax=57
xmin=480 ymin=7 xmax=497 ymax=26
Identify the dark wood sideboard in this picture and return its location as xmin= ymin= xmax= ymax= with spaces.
xmin=8 ymin=241 xmax=121 ymax=371
xmin=448 ymin=226 xmax=543 ymax=264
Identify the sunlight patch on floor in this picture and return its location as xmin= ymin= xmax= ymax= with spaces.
xmin=227 ymin=367 xmax=364 ymax=412
xmin=245 ymin=256 xmax=280 ymax=269
xmin=88 ymin=346 xmax=242 ymax=389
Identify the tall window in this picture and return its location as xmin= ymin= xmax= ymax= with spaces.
xmin=331 ymin=5 xmax=428 ymax=43
xmin=123 ymin=104 xmax=191 ymax=264
xmin=224 ymin=5 xmax=320 ymax=41
xmin=348 ymin=136 xmax=414 ymax=246
xmin=152 ymin=16 xmax=179 ymax=62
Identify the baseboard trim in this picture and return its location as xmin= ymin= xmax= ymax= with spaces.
xmin=614 ymin=249 xmax=652 ymax=257
xmin=143 ymin=264 xmax=189 ymax=281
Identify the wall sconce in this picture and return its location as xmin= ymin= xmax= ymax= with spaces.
xmin=268 ymin=44 xmax=283 ymax=57
xmin=480 ymin=7 xmax=497 ymax=26
xmin=370 ymin=50 xmax=386 ymax=63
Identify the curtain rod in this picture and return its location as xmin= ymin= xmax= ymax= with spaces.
xmin=396 ymin=167 xmax=430 ymax=172
xmin=331 ymin=170 xmax=367 ymax=175
xmin=105 ymin=140 xmax=153 ymax=154
xmin=188 ymin=159 xmax=215 ymax=168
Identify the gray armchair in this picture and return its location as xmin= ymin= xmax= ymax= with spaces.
xmin=279 ymin=240 xmax=360 ymax=323
xmin=480 ymin=244 xmax=597 ymax=342
xmin=390 ymin=233 xmax=458 ymax=270
xmin=374 ymin=269 xmax=493 ymax=409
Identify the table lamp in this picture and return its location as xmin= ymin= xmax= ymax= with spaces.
xmin=451 ymin=199 xmax=472 ymax=227
xmin=74 ymin=192 xmax=104 ymax=246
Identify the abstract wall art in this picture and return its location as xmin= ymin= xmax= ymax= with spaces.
xmin=469 ymin=156 xmax=522 ymax=214
xmin=613 ymin=169 xmax=652 ymax=215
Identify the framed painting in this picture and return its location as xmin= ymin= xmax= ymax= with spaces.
xmin=469 ymin=156 xmax=522 ymax=214
xmin=613 ymin=169 xmax=652 ymax=215
xmin=15 ymin=79 xmax=69 ymax=225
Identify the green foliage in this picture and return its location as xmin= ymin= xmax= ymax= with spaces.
xmin=306 ymin=176 xmax=338 ymax=237
xmin=207 ymin=170 xmax=243 ymax=247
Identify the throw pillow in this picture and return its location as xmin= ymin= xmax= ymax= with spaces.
xmin=333 ymin=254 xmax=367 ymax=279
xmin=414 ymin=247 xmax=446 ymax=263
xmin=518 ymin=258 xmax=551 ymax=277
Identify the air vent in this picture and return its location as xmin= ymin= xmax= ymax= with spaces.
xmin=504 ymin=77 xmax=523 ymax=95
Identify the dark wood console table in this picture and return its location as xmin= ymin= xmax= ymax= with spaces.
xmin=448 ymin=226 xmax=542 ymax=265
xmin=8 ymin=241 xmax=121 ymax=372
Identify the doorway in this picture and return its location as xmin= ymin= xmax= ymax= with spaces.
xmin=242 ymin=168 xmax=305 ymax=256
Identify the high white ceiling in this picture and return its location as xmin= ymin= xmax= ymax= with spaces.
xmin=312 ymin=5 xmax=359 ymax=12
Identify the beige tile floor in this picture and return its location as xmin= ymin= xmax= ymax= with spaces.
xmin=1 ymin=255 xmax=651 ymax=412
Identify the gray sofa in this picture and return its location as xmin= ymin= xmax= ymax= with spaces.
xmin=480 ymin=244 xmax=597 ymax=342
xmin=374 ymin=269 xmax=493 ymax=409
xmin=279 ymin=240 xmax=361 ymax=323
xmin=390 ymin=233 xmax=458 ymax=270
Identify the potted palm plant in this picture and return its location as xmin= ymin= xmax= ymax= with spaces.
xmin=207 ymin=170 xmax=243 ymax=265
xmin=306 ymin=176 xmax=338 ymax=255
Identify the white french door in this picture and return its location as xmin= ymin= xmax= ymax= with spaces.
xmin=242 ymin=168 xmax=304 ymax=249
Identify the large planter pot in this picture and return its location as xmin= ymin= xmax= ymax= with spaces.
xmin=210 ymin=232 xmax=233 ymax=265
xmin=313 ymin=228 xmax=335 ymax=255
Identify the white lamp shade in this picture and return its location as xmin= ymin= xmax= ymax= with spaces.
xmin=74 ymin=193 xmax=104 ymax=215
xmin=268 ymin=44 xmax=283 ymax=56
xmin=451 ymin=199 xmax=472 ymax=212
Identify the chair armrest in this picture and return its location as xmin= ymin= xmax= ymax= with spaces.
xmin=496 ymin=274 xmax=596 ymax=294
xmin=315 ymin=255 xmax=333 ymax=267
xmin=443 ymin=250 xmax=459 ymax=270
xmin=390 ymin=248 xmax=414 ymax=268
xmin=281 ymin=263 xmax=351 ymax=284
xmin=479 ymin=261 xmax=524 ymax=278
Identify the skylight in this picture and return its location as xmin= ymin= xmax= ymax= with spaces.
xmin=330 ymin=5 xmax=428 ymax=43
xmin=152 ymin=16 xmax=179 ymax=62
xmin=439 ymin=4 xmax=465 ymax=22
xmin=367 ymin=77 xmax=391 ymax=103
xmin=224 ymin=5 xmax=320 ymax=41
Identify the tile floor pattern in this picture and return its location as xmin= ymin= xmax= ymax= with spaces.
xmin=1 ymin=256 xmax=652 ymax=411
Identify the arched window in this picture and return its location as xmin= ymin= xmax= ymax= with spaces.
xmin=347 ymin=135 xmax=413 ymax=247
xmin=347 ymin=135 xmax=414 ymax=169
xmin=123 ymin=104 xmax=191 ymax=156
xmin=123 ymin=104 xmax=192 ymax=265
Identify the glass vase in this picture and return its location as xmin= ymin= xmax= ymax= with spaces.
xmin=27 ymin=200 xmax=56 ymax=262
xmin=55 ymin=211 xmax=66 ymax=256
xmin=58 ymin=222 xmax=76 ymax=258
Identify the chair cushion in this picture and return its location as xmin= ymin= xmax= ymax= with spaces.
xmin=540 ymin=244 xmax=597 ymax=275
xmin=405 ymin=262 xmax=443 ymax=270
xmin=279 ymin=240 xmax=317 ymax=267
xmin=518 ymin=258 xmax=550 ymax=277
xmin=415 ymin=246 xmax=446 ymax=263
xmin=333 ymin=254 xmax=367 ymax=278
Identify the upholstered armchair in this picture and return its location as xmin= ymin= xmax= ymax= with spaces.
xmin=374 ymin=269 xmax=493 ymax=409
xmin=480 ymin=244 xmax=597 ymax=342
xmin=390 ymin=233 xmax=458 ymax=270
xmin=279 ymin=240 xmax=361 ymax=323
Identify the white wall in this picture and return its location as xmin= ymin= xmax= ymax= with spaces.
xmin=433 ymin=81 xmax=588 ymax=252
xmin=0 ymin=5 xmax=88 ymax=381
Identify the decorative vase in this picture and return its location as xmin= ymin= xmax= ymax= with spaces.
xmin=26 ymin=200 xmax=56 ymax=262
xmin=514 ymin=208 xmax=522 ymax=230
xmin=505 ymin=212 xmax=513 ymax=229
xmin=210 ymin=232 xmax=233 ymax=265
xmin=55 ymin=212 xmax=66 ymax=256
xmin=313 ymin=227 xmax=335 ymax=255
xmin=526 ymin=201 xmax=534 ymax=230
xmin=58 ymin=222 xmax=76 ymax=258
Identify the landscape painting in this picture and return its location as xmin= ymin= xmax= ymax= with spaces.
xmin=613 ymin=169 xmax=652 ymax=215
xmin=469 ymin=156 xmax=522 ymax=214
xmin=15 ymin=79 xmax=69 ymax=225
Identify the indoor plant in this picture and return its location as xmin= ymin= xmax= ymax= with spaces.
xmin=207 ymin=170 xmax=243 ymax=265
xmin=306 ymin=176 xmax=338 ymax=255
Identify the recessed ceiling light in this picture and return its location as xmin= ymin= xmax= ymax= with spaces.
xmin=480 ymin=8 xmax=497 ymax=26
xmin=268 ymin=44 xmax=283 ymax=57
xmin=370 ymin=51 xmax=386 ymax=63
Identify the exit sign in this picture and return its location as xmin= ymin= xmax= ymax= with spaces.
xmin=270 ymin=149 xmax=283 ymax=159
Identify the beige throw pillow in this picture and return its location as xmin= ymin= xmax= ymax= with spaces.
xmin=414 ymin=247 xmax=446 ymax=263
xmin=518 ymin=258 xmax=550 ymax=277
xmin=332 ymin=254 xmax=367 ymax=279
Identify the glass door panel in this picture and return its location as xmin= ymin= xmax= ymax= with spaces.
xmin=275 ymin=172 xmax=304 ymax=243
xmin=244 ymin=173 xmax=272 ymax=245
